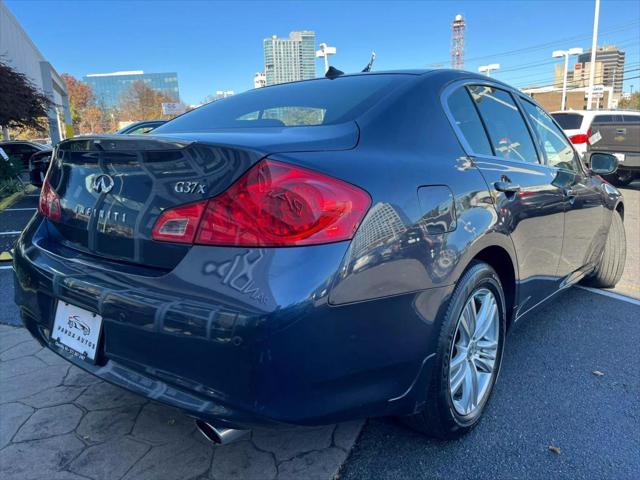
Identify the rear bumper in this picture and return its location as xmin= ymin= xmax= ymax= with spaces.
xmin=618 ymin=153 xmax=640 ymax=169
xmin=13 ymin=215 xmax=449 ymax=428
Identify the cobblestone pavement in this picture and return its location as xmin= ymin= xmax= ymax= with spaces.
xmin=0 ymin=325 xmax=363 ymax=480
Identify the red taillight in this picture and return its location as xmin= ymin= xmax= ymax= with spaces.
xmin=151 ymin=201 xmax=207 ymax=243
xmin=570 ymin=129 xmax=591 ymax=145
xmin=152 ymin=159 xmax=371 ymax=247
xmin=39 ymin=175 xmax=61 ymax=221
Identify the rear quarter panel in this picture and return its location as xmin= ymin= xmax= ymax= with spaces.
xmin=275 ymin=72 xmax=517 ymax=317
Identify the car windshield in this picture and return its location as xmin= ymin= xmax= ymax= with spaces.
xmin=550 ymin=113 xmax=583 ymax=130
xmin=154 ymin=74 xmax=410 ymax=133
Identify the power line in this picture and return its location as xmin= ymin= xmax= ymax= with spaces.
xmin=495 ymin=37 xmax=640 ymax=78
xmin=516 ymin=66 xmax=640 ymax=90
xmin=427 ymin=20 xmax=640 ymax=66
xmin=507 ymin=58 xmax=640 ymax=87
xmin=511 ymin=61 xmax=640 ymax=87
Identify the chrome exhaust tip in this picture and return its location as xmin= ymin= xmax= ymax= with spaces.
xmin=195 ymin=419 xmax=249 ymax=445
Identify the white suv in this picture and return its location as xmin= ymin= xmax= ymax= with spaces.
xmin=550 ymin=110 xmax=640 ymax=157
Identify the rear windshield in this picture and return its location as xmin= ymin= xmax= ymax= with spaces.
xmin=622 ymin=115 xmax=640 ymax=123
xmin=592 ymin=114 xmax=621 ymax=123
xmin=550 ymin=113 xmax=583 ymax=130
xmin=155 ymin=74 xmax=411 ymax=133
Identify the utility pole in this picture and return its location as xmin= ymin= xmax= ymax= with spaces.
xmin=586 ymin=0 xmax=600 ymax=110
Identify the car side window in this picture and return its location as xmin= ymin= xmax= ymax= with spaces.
xmin=446 ymin=87 xmax=493 ymax=156
xmin=467 ymin=86 xmax=539 ymax=164
xmin=520 ymin=100 xmax=580 ymax=172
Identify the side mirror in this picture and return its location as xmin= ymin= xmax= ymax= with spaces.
xmin=588 ymin=152 xmax=618 ymax=175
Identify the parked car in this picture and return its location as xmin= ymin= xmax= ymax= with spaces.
xmin=551 ymin=109 xmax=640 ymax=185
xmin=0 ymin=140 xmax=50 ymax=170
xmin=14 ymin=70 xmax=626 ymax=444
xmin=588 ymin=112 xmax=640 ymax=186
xmin=116 ymin=120 xmax=166 ymax=135
xmin=28 ymin=149 xmax=53 ymax=187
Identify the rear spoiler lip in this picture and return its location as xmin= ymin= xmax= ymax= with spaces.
xmin=57 ymin=135 xmax=193 ymax=152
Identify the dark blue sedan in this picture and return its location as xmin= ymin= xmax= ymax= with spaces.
xmin=14 ymin=70 xmax=626 ymax=444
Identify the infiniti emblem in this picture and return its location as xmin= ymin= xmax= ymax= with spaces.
xmin=91 ymin=174 xmax=114 ymax=194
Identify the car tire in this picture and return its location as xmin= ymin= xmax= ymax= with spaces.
xmin=604 ymin=171 xmax=635 ymax=187
xmin=402 ymin=261 xmax=506 ymax=439
xmin=583 ymin=210 xmax=626 ymax=288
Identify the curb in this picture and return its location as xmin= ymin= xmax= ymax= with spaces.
xmin=0 ymin=184 xmax=37 ymax=211
xmin=0 ymin=190 xmax=24 ymax=211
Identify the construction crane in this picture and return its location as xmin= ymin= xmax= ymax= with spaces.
xmin=451 ymin=14 xmax=466 ymax=70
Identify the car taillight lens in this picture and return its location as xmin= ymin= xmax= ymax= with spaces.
xmin=569 ymin=134 xmax=589 ymax=145
xmin=152 ymin=159 xmax=371 ymax=247
xmin=39 ymin=175 xmax=61 ymax=221
xmin=151 ymin=201 xmax=207 ymax=243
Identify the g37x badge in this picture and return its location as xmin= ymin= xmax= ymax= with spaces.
xmin=174 ymin=181 xmax=206 ymax=194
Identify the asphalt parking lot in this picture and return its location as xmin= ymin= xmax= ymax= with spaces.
xmin=0 ymin=182 xmax=638 ymax=480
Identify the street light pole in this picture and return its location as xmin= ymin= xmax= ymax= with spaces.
xmin=562 ymin=53 xmax=570 ymax=110
xmin=552 ymin=48 xmax=583 ymax=111
xmin=478 ymin=64 xmax=500 ymax=77
xmin=315 ymin=43 xmax=337 ymax=74
xmin=586 ymin=0 xmax=601 ymax=110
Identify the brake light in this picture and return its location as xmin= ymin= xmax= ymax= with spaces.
xmin=569 ymin=133 xmax=589 ymax=145
xmin=39 ymin=175 xmax=61 ymax=221
xmin=152 ymin=159 xmax=371 ymax=246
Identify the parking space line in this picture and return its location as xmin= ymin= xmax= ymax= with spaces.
xmin=0 ymin=231 xmax=21 ymax=236
xmin=4 ymin=208 xmax=37 ymax=212
xmin=0 ymin=265 xmax=13 ymax=270
xmin=576 ymin=285 xmax=640 ymax=306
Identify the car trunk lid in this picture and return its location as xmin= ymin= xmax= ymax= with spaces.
xmin=45 ymin=125 xmax=357 ymax=270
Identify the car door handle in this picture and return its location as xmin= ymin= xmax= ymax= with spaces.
xmin=494 ymin=181 xmax=521 ymax=193
xmin=616 ymin=128 xmax=626 ymax=134
xmin=563 ymin=188 xmax=577 ymax=197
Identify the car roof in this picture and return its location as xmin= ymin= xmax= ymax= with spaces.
xmin=253 ymin=68 xmax=522 ymax=98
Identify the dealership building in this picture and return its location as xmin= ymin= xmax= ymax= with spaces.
xmin=0 ymin=0 xmax=72 ymax=143
xmin=83 ymin=71 xmax=180 ymax=108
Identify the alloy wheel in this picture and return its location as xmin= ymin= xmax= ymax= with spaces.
xmin=448 ymin=287 xmax=499 ymax=416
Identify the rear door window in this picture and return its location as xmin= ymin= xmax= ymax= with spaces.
xmin=467 ymin=86 xmax=540 ymax=164
xmin=446 ymin=87 xmax=493 ymax=156
xmin=550 ymin=113 xmax=583 ymax=130
xmin=521 ymin=100 xmax=580 ymax=172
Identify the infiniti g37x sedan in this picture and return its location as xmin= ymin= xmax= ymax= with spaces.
xmin=14 ymin=69 xmax=626 ymax=442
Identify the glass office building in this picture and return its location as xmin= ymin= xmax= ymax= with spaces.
xmin=83 ymin=71 xmax=180 ymax=108
xmin=263 ymin=31 xmax=316 ymax=85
